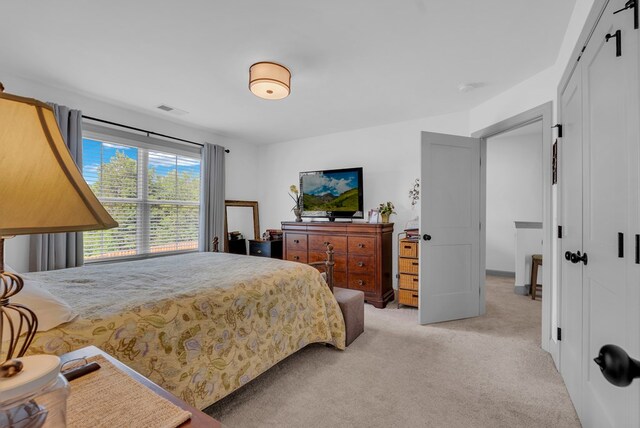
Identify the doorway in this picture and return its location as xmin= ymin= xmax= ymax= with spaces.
xmin=471 ymin=102 xmax=557 ymax=365
xmin=485 ymin=121 xmax=544 ymax=289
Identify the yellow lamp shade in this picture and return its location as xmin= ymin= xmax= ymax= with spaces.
xmin=249 ymin=62 xmax=291 ymax=100
xmin=0 ymin=92 xmax=117 ymax=236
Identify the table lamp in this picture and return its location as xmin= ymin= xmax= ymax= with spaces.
xmin=0 ymin=83 xmax=117 ymax=378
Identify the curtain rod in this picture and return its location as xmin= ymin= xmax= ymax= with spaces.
xmin=82 ymin=115 xmax=230 ymax=153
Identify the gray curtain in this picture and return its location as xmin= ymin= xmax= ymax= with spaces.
xmin=29 ymin=104 xmax=84 ymax=271
xmin=199 ymin=143 xmax=226 ymax=252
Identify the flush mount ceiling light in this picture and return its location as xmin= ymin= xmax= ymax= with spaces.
xmin=249 ymin=62 xmax=291 ymax=100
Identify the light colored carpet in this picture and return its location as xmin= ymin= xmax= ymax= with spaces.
xmin=205 ymin=276 xmax=580 ymax=427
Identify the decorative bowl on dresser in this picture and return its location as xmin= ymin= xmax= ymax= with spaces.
xmin=282 ymin=221 xmax=394 ymax=308
xmin=397 ymin=235 xmax=419 ymax=308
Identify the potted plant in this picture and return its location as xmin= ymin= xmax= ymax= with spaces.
xmin=377 ymin=201 xmax=396 ymax=223
xmin=289 ymin=185 xmax=303 ymax=222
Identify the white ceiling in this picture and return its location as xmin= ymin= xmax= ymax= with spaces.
xmin=1 ymin=1 xmax=576 ymax=144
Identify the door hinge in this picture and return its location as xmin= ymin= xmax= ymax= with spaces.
xmin=552 ymin=124 xmax=563 ymax=138
xmin=558 ymin=225 xmax=563 ymax=239
xmin=557 ymin=327 xmax=562 ymax=341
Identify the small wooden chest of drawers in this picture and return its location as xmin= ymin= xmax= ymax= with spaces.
xmin=249 ymin=239 xmax=283 ymax=259
xmin=398 ymin=238 xmax=419 ymax=308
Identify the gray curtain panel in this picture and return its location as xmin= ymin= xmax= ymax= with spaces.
xmin=29 ymin=104 xmax=84 ymax=271
xmin=199 ymin=143 xmax=226 ymax=252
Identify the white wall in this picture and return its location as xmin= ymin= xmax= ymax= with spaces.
xmin=1 ymin=71 xmax=260 ymax=272
xmin=486 ymin=122 xmax=543 ymax=272
xmin=469 ymin=0 xmax=597 ymax=133
xmin=257 ymin=111 xmax=469 ymax=289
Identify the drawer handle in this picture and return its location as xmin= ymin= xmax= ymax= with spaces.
xmin=412 ymin=262 xmax=418 ymax=266
xmin=293 ymin=256 xmax=299 ymax=260
xmin=358 ymin=243 xmax=364 ymax=248
xmin=357 ymin=280 xmax=364 ymax=286
xmin=412 ymin=294 xmax=418 ymax=298
xmin=256 ymin=250 xmax=262 ymax=254
xmin=412 ymin=278 xmax=418 ymax=282
xmin=294 ymin=239 xmax=300 ymax=244
xmin=404 ymin=245 xmax=412 ymax=249
xmin=357 ymin=261 xmax=364 ymax=267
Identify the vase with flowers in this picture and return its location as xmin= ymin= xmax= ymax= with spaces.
xmin=378 ymin=201 xmax=396 ymax=223
xmin=289 ymin=184 xmax=303 ymax=222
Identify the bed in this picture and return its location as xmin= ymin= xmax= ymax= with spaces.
xmin=23 ymin=252 xmax=345 ymax=409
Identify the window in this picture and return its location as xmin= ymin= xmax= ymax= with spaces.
xmin=82 ymin=134 xmax=201 ymax=261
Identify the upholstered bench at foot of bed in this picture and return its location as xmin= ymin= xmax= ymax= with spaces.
xmin=333 ymin=287 xmax=364 ymax=346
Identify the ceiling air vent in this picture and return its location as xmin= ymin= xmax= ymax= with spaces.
xmin=156 ymin=104 xmax=188 ymax=116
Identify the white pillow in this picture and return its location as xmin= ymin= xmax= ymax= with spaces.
xmin=2 ymin=278 xmax=77 ymax=337
xmin=3 ymin=263 xmax=16 ymax=273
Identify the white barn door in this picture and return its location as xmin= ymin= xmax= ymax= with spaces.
xmin=419 ymin=132 xmax=481 ymax=324
xmin=580 ymin=3 xmax=639 ymax=426
xmin=558 ymin=1 xmax=640 ymax=426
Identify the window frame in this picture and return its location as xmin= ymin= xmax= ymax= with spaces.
xmin=82 ymin=123 xmax=202 ymax=263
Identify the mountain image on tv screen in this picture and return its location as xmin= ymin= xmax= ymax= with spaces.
xmin=301 ymin=170 xmax=360 ymax=213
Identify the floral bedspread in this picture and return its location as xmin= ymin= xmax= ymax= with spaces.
xmin=25 ymin=252 xmax=345 ymax=409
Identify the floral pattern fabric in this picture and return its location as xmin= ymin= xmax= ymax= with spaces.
xmin=25 ymin=253 xmax=345 ymax=409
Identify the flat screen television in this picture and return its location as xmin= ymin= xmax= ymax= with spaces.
xmin=299 ymin=167 xmax=364 ymax=221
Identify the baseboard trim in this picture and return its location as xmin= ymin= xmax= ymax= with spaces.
xmin=514 ymin=284 xmax=531 ymax=295
xmin=486 ymin=269 xmax=515 ymax=278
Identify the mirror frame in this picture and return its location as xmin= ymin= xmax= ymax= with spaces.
xmin=224 ymin=200 xmax=260 ymax=252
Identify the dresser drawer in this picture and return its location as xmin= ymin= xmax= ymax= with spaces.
xmin=399 ymin=257 xmax=419 ymax=274
xmin=348 ymin=236 xmax=376 ymax=255
xmin=399 ymin=273 xmax=419 ymax=291
xmin=348 ymin=273 xmax=376 ymax=292
xmin=286 ymin=250 xmax=308 ymax=263
xmin=249 ymin=240 xmax=282 ymax=259
xmin=398 ymin=289 xmax=419 ymax=307
xmin=399 ymin=240 xmax=418 ymax=258
xmin=309 ymin=250 xmax=346 ymax=272
xmin=348 ymin=255 xmax=375 ymax=275
xmin=286 ymin=234 xmax=308 ymax=252
xmin=309 ymin=235 xmax=347 ymax=253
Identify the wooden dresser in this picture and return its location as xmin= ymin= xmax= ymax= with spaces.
xmin=398 ymin=238 xmax=419 ymax=307
xmin=282 ymin=222 xmax=394 ymax=308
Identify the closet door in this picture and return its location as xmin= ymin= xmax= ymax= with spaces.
xmin=580 ymin=1 xmax=640 ymax=426
xmin=559 ymin=64 xmax=584 ymax=416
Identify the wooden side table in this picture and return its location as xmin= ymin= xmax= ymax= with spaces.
xmin=249 ymin=239 xmax=283 ymax=259
xmin=60 ymin=346 xmax=221 ymax=428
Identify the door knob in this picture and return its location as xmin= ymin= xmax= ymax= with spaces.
xmin=575 ymin=251 xmax=588 ymax=265
xmin=594 ymin=344 xmax=640 ymax=387
xmin=566 ymin=250 xmax=588 ymax=265
xmin=423 ymin=234 xmax=432 ymax=241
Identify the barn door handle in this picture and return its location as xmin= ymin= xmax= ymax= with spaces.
xmin=618 ymin=232 xmax=624 ymax=258
xmin=422 ymin=234 xmax=431 ymax=241
xmin=613 ymin=0 xmax=638 ymax=29
xmin=594 ymin=344 xmax=640 ymax=387
xmin=606 ymin=30 xmax=622 ymax=57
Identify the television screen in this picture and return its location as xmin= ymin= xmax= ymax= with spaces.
xmin=300 ymin=167 xmax=364 ymax=220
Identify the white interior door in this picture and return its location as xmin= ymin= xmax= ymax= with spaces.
xmin=559 ymin=64 xmax=584 ymax=416
xmin=419 ymin=132 xmax=480 ymax=324
xmin=580 ymin=4 xmax=639 ymax=426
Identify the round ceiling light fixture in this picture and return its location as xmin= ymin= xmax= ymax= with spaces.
xmin=249 ymin=62 xmax=291 ymax=100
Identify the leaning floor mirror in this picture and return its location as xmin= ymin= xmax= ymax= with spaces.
xmin=224 ymin=200 xmax=260 ymax=254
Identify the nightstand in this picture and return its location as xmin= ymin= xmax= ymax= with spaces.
xmin=249 ymin=239 xmax=283 ymax=259
xmin=60 ymin=346 xmax=221 ymax=428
